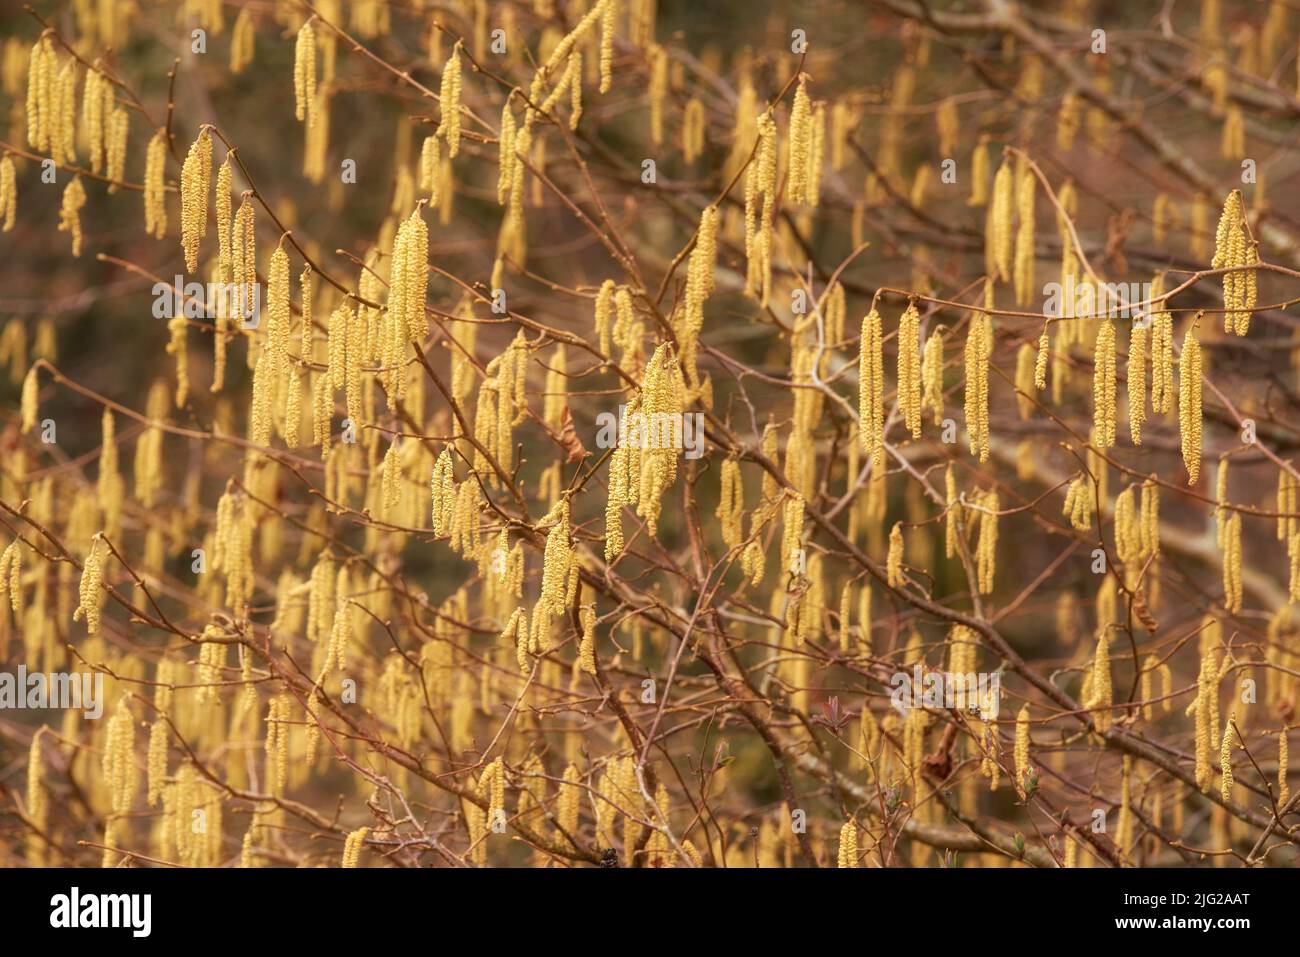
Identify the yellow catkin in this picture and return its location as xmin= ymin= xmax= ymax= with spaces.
xmin=437 ymin=41 xmax=463 ymax=157
xmin=858 ymin=308 xmax=884 ymax=465
xmin=987 ymin=158 xmax=1014 ymax=282
xmin=144 ymin=128 xmax=168 ymax=239
xmin=73 ymin=534 xmax=105 ymax=634
xmin=389 ymin=207 xmax=430 ymax=349
xmin=744 ymin=111 xmax=777 ymax=305
xmin=1277 ymin=466 xmax=1299 ymax=552
xmin=717 ymin=458 xmax=744 ymax=550
xmin=1222 ymin=511 xmax=1242 ymax=613
xmin=1063 ymin=476 xmax=1093 ymax=531
xmin=1150 ymin=278 xmax=1173 ymax=414
xmin=837 ymin=821 xmax=858 ymax=867
xmin=342 ymin=827 xmax=369 ymax=868
xmin=1220 ymin=714 xmax=1236 ymax=802
xmin=886 ymin=522 xmax=904 ymax=588
xmin=1211 ymin=190 xmax=1255 ymax=336
xmin=180 ymin=128 xmax=212 ymax=272
xmin=1093 ymin=319 xmax=1116 ymax=449
xmin=57 ymin=175 xmax=86 ymax=257
xmin=294 ymin=18 xmax=317 ymax=126
xmin=1012 ymin=163 xmax=1035 ymax=305
xmin=965 ymin=283 xmax=993 ymax=460
xmin=578 ymin=604 xmax=597 ymax=675
xmin=1128 ymin=317 xmax=1147 ymax=444
xmin=898 ymin=299 xmax=922 ymax=439
xmin=1087 ymin=633 xmax=1112 ymax=733
xmin=103 ymin=697 xmax=137 ymax=815
xmin=1014 ymin=704 xmax=1031 ymax=797
xmin=1014 ymin=342 xmax=1035 ymax=418
xmin=1179 ymin=322 xmax=1203 ymax=485
xmin=1279 ymin=732 xmax=1289 ymax=806
xmin=146 ymin=718 xmax=168 ymax=806
xmin=21 ymin=365 xmax=38 ymax=433
xmin=0 ymin=153 xmax=16 ymax=232
xmin=968 ymin=135 xmax=989 ymax=206
xmin=230 ymin=9 xmax=255 ymax=73
xmin=1034 ymin=331 xmax=1049 ymax=392
xmin=920 ymin=329 xmax=945 ymax=426
xmin=975 ymin=489 xmax=998 ymax=594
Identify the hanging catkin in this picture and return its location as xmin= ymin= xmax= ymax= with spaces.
xmin=1178 ymin=321 xmax=1203 ymax=485
xmin=858 ymin=307 xmax=884 ymax=465
xmin=898 ymin=299 xmax=922 ymax=439
xmin=1012 ymin=162 xmax=1035 ymax=305
xmin=964 ymin=282 xmax=993 ymax=461
xmin=294 ymin=18 xmax=317 ymax=126
xmin=1222 ymin=511 xmax=1243 ymax=613
xmin=180 ymin=128 xmax=213 ymax=272
xmin=920 ymin=328 xmax=945 ymax=427
xmin=987 ymin=158 xmax=1013 ymax=282
xmin=975 ymin=489 xmax=999 ymax=594
xmin=437 ymin=41 xmax=463 ymax=157
xmin=1093 ymin=319 xmax=1117 ymax=449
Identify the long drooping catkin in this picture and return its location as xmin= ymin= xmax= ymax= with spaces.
xmin=437 ymin=41 xmax=463 ymax=157
xmin=58 ymin=176 xmax=86 ymax=257
xmin=965 ymin=282 xmax=993 ymax=461
xmin=987 ymin=158 xmax=1013 ymax=283
xmin=920 ymin=328 xmax=944 ymax=427
xmin=1012 ymin=163 xmax=1035 ymax=305
xmin=898 ymin=299 xmax=922 ymax=439
xmin=180 ymin=128 xmax=213 ymax=272
xmin=886 ymin=522 xmax=904 ymax=588
xmin=858 ymin=307 xmax=884 ymax=464
xmin=144 ymin=128 xmax=168 ymax=238
xmin=1220 ymin=714 xmax=1236 ymax=802
xmin=744 ymin=111 xmax=777 ymax=305
xmin=975 ymin=489 xmax=998 ymax=594
xmin=1179 ymin=321 xmax=1203 ymax=485
xmin=1093 ymin=319 xmax=1117 ymax=449
xmin=294 ymin=19 xmax=317 ymax=126
xmin=1212 ymin=190 xmax=1255 ymax=336
xmin=1128 ymin=316 xmax=1148 ymax=443
xmin=1222 ymin=511 xmax=1243 ymax=613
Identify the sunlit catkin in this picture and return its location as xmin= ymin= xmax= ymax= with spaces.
xmin=342 ymin=827 xmax=369 ymax=868
xmin=144 ymin=128 xmax=168 ymax=239
xmin=1220 ymin=714 xmax=1236 ymax=802
xmin=887 ymin=522 xmax=904 ymax=588
xmin=57 ymin=176 xmax=86 ymax=257
xmin=1092 ymin=319 xmax=1117 ymax=449
xmin=1222 ymin=511 xmax=1242 ymax=613
xmin=1014 ymin=704 xmax=1031 ymax=798
xmin=1087 ymin=633 xmax=1112 ymax=733
xmin=437 ymin=41 xmax=463 ymax=157
xmin=294 ymin=18 xmax=317 ymax=126
xmin=975 ymin=489 xmax=998 ymax=594
xmin=837 ymin=821 xmax=858 ymax=868
xmin=0 ymin=154 xmax=15 ymax=232
xmin=1012 ymin=163 xmax=1035 ymax=305
xmin=180 ymin=128 xmax=213 ymax=272
xmin=103 ymin=697 xmax=137 ymax=815
xmin=987 ymin=158 xmax=1013 ymax=283
xmin=858 ymin=307 xmax=884 ymax=464
xmin=73 ymin=534 xmax=105 ymax=634
xmin=1178 ymin=322 xmax=1203 ymax=485
xmin=920 ymin=329 xmax=944 ymax=427
xmin=965 ymin=283 xmax=993 ymax=460
xmin=898 ymin=299 xmax=922 ymax=439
